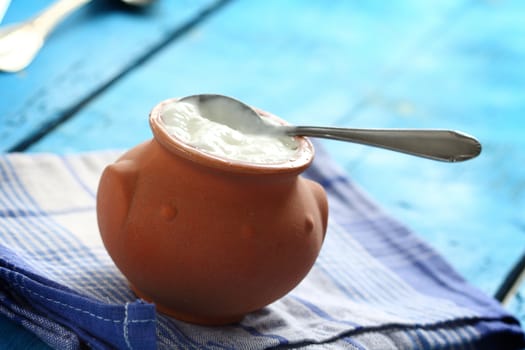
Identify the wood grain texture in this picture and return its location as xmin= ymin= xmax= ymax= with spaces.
xmin=0 ymin=0 xmax=228 ymax=347
xmin=1 ymin=0 xmax=525 ymax=346
xmin=0 ymin=0 xmax=230 ymax=151
xmin=29 ymin=0 xmax=525 ymax=315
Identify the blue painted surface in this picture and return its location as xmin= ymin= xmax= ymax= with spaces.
xmin=1 ymin=0 xmax=525 ymax=348
xmin=0 ymin=0 xmax=226 ymax=151
xmin=0 ymin=314 xmax=51 ymax=349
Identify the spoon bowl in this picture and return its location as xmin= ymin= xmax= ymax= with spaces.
xmin=181 ymin=94 xmax=482 ymax=163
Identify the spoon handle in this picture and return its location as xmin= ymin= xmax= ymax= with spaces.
xmin=31 ymin=0 xmax=92 ymax=36
xmin=0 ymin=0 xmax=91 ymax=72
xmin=285 ymin=126 xmax=482 ymax=162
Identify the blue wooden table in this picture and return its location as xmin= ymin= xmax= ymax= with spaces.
xmin=1 ymin=0 xmax=524 ymax=348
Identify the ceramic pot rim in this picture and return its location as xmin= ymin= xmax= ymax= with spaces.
xmin=149 ymin=97 xmax=315 ymax=175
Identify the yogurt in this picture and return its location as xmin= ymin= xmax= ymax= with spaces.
xmin=160 ymin=100 xmax=299 ymax=164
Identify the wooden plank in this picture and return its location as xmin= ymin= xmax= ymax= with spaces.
xmin=0 ymin=2 xmax=229 ymax=346
xmin=27 ymin=0 xmax=465 ymax=151
xmin=332 ymin=0 xmax=525 ymax=266
xmin=0 ymin=0 xmax=230 ymax=151
xmin=28 ymin=0 xmax=525 ymax=320
xmin=4 ymin=0 xmax=525 ymax=337
xmin=321 ymin=0 xmax=525 ymax=321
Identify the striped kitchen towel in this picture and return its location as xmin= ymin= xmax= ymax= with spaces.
xmin=0 ymin=145 xmax=524 ymax=349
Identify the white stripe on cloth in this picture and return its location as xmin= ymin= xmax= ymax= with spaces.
xmin=0 ymin=151 xmax=511 ymax=349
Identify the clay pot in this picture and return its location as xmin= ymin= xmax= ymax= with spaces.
xmin=96 ymin=97 xmax=328 ymax=325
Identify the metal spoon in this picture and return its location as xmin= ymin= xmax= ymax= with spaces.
xmin=0 ymin=0 xmax=152 ymax=72
xmin=180 ymin=94 xmax=482 ymax=162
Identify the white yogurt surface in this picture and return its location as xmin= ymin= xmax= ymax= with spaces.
xmin=160 ymin=100 xmax=299 ymax=164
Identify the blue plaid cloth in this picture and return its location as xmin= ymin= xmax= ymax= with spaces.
xmin=0 ymin=145 xmax=524 ymax=349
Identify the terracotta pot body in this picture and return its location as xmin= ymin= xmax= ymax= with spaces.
xmin=96 ymin=98 xmax=328 ymax=325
